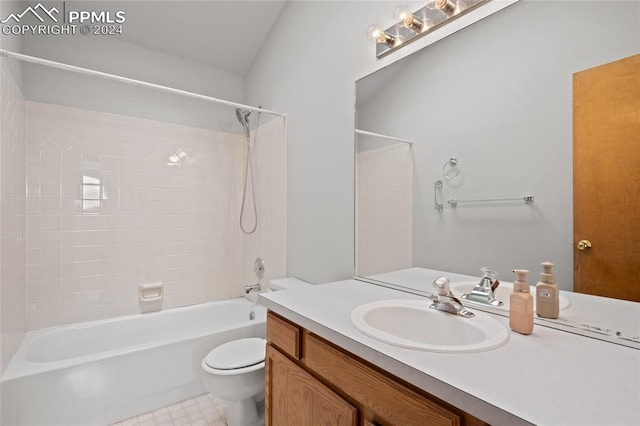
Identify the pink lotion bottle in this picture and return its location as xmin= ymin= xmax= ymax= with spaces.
xmin=509 ymin=269 xmax=534 ymax=335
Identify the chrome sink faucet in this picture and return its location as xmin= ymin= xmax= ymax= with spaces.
xmin=430 ymin=277 xmax=475 ymax=318
xmin=461 ymin=267 xmax=503 ymax=307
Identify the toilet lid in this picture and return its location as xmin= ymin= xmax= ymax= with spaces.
xmin=204 ymin=338 xmax=266 ymax=370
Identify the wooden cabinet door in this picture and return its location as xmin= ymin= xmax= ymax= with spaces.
xmin=265 ymin=344 xmax=357 ymax=426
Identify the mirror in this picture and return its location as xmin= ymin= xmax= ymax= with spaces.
xmin=354 ymin=0 xmax=639 ymax=346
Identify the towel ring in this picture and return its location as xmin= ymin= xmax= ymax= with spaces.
xmin=442 ymin=157 xmax=459 ymax=180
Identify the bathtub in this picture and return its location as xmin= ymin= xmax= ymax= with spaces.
xmin=1 ymin=298 xmax=266 ymax=425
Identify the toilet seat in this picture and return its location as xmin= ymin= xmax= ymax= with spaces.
xmin=203 ymin=338 xmax=266 ymax=374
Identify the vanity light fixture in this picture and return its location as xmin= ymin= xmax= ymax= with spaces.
xmin=369 ymin=0 xmax=489 ymax=58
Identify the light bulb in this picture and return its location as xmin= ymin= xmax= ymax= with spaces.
xmin=454 ymin=0 xmax=468 ymax=14
xmin=393 ymin=5 xmax=412 ymax=21
xmin=395 ymin=5 xmax=426 ymax=33
xmin=429 ymin=0 xmax=458 ymax=16
xmin=367 ymin=24 xmax=396 ymax=46
xmin=367 ymin=24 xmax=384 ymax=42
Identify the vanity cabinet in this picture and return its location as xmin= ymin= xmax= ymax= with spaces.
xmin=266 ymin=345 xmax=357 ymax=425
xmin=265 ymin=311 xmax=488 ymax=426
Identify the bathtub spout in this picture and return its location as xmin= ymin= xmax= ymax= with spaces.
xmin=245 ymin=283 xmax=261 ymax=294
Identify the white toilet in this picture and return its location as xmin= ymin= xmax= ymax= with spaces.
xmin=200 ymin=277 xmax=312 ymax=426
xmin=201 ymin=337 xmax=267 ymax=426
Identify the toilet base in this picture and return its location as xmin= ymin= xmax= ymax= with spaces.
xmin=225 ymin=397 xmax=264 ymax=426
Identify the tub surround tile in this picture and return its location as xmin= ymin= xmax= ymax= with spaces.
xmin=187 ymin=412 xmax=204 ymax=423
xmin=0 ymin=60 xmax=27 ymax=374
xmin=153 ymin=407 xmax=169 ymax=417
xmin=24 ymin=102 xmax=287 ymax=328
xmin=137 ymin=413 xmax=154 ymax=423
xmin=356 ymin=143 xmax=413 ymax=277
xmin=154 ymin=414 xmax=172 ymax=425
xmin=241 ymin=119 xmax=287 ymax=303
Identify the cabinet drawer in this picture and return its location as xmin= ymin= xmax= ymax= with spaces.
xmin=267 ymin=311 xmax=301 ymax=360
xmin=303 ymin=333 xmax=462 ymax=426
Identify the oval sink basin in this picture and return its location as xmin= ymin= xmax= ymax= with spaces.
xmin=450 ymin=281 xmax=571 ymax=313
xmin=350 ymin=299 xmax=509 ymax=353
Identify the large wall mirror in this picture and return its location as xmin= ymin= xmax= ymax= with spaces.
xmin=355 ymin=0 xmax=639 ymax=344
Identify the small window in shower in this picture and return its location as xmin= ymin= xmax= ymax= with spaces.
xmin=82 ymin=173 xmax=102 ymax=213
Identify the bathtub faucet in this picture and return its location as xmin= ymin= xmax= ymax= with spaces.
xmin=245 ymin=283 xmax=261 ymax=294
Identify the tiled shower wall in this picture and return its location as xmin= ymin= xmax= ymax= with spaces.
xmin=0 ymin=61 xmax=27 ymax=374
xmin=356 ymin=143 xmax=413 ymax=277
xmin=242 ymin=119 xmax=287 ymax=291
xmin=25 ymin=101 xmax=286 ymax=329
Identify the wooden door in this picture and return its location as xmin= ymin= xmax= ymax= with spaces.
xmin=265 ymin=344 xmax=357 ymax=426
xmin=573 ymin=54 xmax=640 ymax=302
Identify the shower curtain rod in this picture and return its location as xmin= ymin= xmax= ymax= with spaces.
xmin=0 ymin=49 xmax=286 ymax=118
xmin=355 ymin=129 xmax=413 ymax=144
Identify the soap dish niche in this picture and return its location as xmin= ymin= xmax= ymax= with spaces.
xmin=139 ymin=282 xmax=163 ymax=313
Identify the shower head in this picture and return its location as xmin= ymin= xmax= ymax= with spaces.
xmin=235 ymin=108 xmax=251 ymax=137
xmin=235 ymin=108 xmax=251 ymax=124
xmin=236 ymin=108 xmax=251 ymax=125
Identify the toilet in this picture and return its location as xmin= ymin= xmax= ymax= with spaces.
xmin=201 ymin=337 xmax=267 ymax=426
xmin=200 ymin=277 xmax=312 ymax=426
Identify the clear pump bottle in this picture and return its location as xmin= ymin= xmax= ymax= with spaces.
xmin=509 ymin=269 xmax=534 ymax=335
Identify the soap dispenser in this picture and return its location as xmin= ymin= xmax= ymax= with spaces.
xmin=509 ymin=269 xmax=534 ymax=335
xmin=536 ymin=262 xmax=559 ymax=319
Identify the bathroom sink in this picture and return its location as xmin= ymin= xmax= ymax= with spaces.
xmin=449 ymin=281 xmax=571 ymax=313
xmin=350 ymin=299 xmax=508 ymax=353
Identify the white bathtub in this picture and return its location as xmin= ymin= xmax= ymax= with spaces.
xmin=1 ymin=298 xmax=266 ymax=425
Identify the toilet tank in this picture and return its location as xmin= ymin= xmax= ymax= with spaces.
xmin=267 ymin=277 xmax=312 ymax=291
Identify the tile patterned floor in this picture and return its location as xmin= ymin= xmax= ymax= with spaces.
xmin=112 ymin=393 xmax=228 ymax=426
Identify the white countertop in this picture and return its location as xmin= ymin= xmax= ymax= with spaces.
xmin=260 ymin=279 xmax=640 ymax=426
xmin=368 ymin=267 xmax=640 ymax=344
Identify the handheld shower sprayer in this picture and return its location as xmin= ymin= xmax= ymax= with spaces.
xmin=235 ymin=108 xmax=251 ymax=138
xmin=235 ymin=107 xmax=259 ymax=234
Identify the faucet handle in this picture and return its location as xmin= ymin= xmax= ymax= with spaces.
xmin=433 ymin=277 xmax=451 ymax=296
xmin=480 ymin=267 xmax=498 ymax=282
xmin=431 ymin=276 xmax=475 ymax=318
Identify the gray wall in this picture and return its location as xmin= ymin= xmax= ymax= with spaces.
xmin=246 ymin=0 xmax=639 ymax=285
xmin=245 ymin=1 xmax=400 ymax=283
xmin=22 ymin=32 xmax=245 ymax=132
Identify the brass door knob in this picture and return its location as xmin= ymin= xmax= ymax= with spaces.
xmin=577 ymin=240 xmax=592 ymax=250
